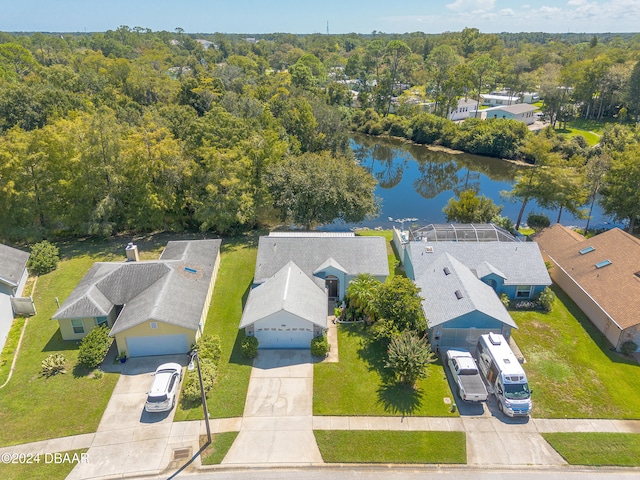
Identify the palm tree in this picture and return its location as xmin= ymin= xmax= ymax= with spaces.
xmin=346 ymin=273 xmax=381 ymax=322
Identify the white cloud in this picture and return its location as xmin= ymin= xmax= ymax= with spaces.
xmin=567 ymin=0 xmax=587 ymax=5
xmin=498 ymin=8 xmax=516 ymax=16
xmin=446 ymin=0 xmax=496 ymax=12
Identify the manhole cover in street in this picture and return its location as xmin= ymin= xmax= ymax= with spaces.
xmin=173 ymin=448 xmax=192 ymax=461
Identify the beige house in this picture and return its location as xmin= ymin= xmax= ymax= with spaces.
xmin=53 ymin=240 xmax=221 ymax=357
xmin=534 ymin=225 xmax=640 ymax=351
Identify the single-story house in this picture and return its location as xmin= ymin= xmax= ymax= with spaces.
xmin=53 ymin=239 xmax=221 ymax=357
xmin=412 ymin=251 xmax=517 ymax=351
xmin=240 ymin=261 xmax=328 ymax=349
xmin=472 ymin=104 xmax=537 ymax=125
xmin=241 ymin=232 xmax=389 ymax=349
xmin=397 ymin=226 xmax=551 ymax=350
xmin=480 ymin=94 xmax=521 ymax=106
xmin=449 ymin=98 xmax=479 ymax=121
xmin=0 ymin=243 xmax=30 ymax=351
xmin=534 ymin=225 xmax=640 ymax=351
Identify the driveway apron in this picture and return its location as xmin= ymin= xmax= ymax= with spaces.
xmin=223 ymin=349 xmax=323 ymax=465
xmin=67 ymin=355 xmax=192 ymax=479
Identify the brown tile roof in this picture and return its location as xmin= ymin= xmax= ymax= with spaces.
xmin=535 ymin=225 xmax=640 ymax=330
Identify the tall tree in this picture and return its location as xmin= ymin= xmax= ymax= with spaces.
xmin=626 ymin=60 xmax=640 ymax=122
xmin=600 ymin=143 xmax=640 ymax=232
xmin=264 ymin=151 xmax=378 ymax=230
xmin=443 ymin=189 xmax=502 ymax=223
xmin=471 ymin=54 xmax=498 ymax=118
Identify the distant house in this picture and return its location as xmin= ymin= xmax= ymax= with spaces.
xmin=472 ymin=104 xmax=537 ymax=125
xmin=395 ymin=224 xmax=551 ymax=350
xmin=480 ymin=94 xmax=521 ymax=107
xmin=521 ymin=92 xmax=540 ymax=104
xmin=0 ymin=243 xmax=30 ymax=351
xmin=449 ymin=98 xmax=479 ymax=121
xmin=53 ymin=240 xmax=221 ymax=357
xmin=535 ymin=225 xmax=640 ymax=351
xmin=241 ymin=232 xmax=389 ymax=349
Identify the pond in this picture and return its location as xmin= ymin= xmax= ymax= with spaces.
xmin=324 ymin=134 xmax=615 ymax=231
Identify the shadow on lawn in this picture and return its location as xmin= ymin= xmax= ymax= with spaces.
xmin=377 ymin=383 xmax=424 ymax=416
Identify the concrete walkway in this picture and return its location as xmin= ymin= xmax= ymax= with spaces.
xmin=222 ymin=350 xmax=323 ymax=465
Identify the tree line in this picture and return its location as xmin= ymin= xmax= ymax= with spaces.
xmin=1 ymin=27 xmax=640 ymax=242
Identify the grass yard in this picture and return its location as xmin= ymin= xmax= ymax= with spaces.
xmin=542 ymin=433 xmax=640 ymax=466
xmin=511 ymin=285 xmax=640 ymax=418
xmin=314 ymin=323 xmax=456 ymax=417
xmin=199 ymin=432 xmax=239 ymax=465
xmin=175 ymin=236 xmax=256 ymax=420
xmin=314 ymin=430 xmax=466 ymax=464
xmin=0 ymin=448 xmax=88 ymax=480
xmin=0 ymin=238 xmax=132 ymax=447
xmin=555 ymin=127 xmax=600 ymax=146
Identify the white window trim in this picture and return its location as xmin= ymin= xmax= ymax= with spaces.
xmin=515 ymin=285 xmax=533 ymax=298
xmin=71 ymin=318 xmax=85 ymax=334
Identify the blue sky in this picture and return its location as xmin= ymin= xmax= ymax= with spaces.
xmin=2 ymin=0 xmax=639 ymax=34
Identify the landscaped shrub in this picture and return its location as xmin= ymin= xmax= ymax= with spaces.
xmin=537 ymin=287 xmax=556 ymax=312
xmin=27 ymin=240 xmax=60 ymax=275
xmin=181 ymin=359 xmax=218 ymax=404
xmin=527 ymin=213 xmax=551 ymax=231
xmin=311 ymin=335 xmax=330 ymax=357
xmin=41 ymin=353 xmax=66 ymax=377
xmin=241 ymin=336 xmax=259 ymax=359
xmin=195 ymin=335 xmax=222 ymax=363
xmin=77 ymin=326 xmax=112 ymax=368
xmin=385 ymin=331 xmax=436 ymax=387
xmin=621 ymin=341 xmax=638 ymax=355
xmin=500 ymin=293 xmax=511 ymax=308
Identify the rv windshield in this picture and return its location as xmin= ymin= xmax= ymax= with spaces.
xmin=504 ymin=382 xmax=530 ymax=400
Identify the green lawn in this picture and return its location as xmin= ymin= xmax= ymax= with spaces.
xmin=0 ymin=448 xmax=88 ymax=480
xmin=314 ymin=323 xmax=457 ymax=417
xmin=175 ymin=237 xmax=256 ymax=420
xmin=542 ymin=433 xmax=640 ymax=466
xmin=511 ymin=285 xmax=640 ymax=418
xmin=200 ymin=432 xmax=239 ymax=465
xmin=314 ymin=430 xmax=466 ymax=464
xmin=0 ymin=239 xmax=128 ymax=447
xmin=555 ymin=127 xmax=600 ymax=146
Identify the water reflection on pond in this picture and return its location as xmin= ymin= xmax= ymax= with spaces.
xmin=325 ymin=134 xmax=611 ymax=231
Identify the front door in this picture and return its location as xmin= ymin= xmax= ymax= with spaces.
xmin=326 ymin=276 xmax=338 ymax=299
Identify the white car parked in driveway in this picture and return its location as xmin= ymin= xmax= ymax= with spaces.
xmin=145 ymin=362 xmax=182 ymax=412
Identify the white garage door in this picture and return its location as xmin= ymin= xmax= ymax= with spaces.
xmin=126 ymin=334 xmax=189 ymax=357
xmin=255 ymin=328 xmax=313 ymax=349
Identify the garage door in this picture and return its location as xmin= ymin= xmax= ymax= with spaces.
xmin=126 ymin=334 xmax=189 ymax=357
xmin=255 ymin=328 xmax=313 ymax=349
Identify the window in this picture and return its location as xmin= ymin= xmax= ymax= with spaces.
xmin=579 ymin=246 xmax=595 ymax=255
xmin=516 ymin=285 xmax=532 ymax=298
xmin=71 ymin=319 xmax=84 ymax=334
xmin=96 ymin=316 xmax=108 ymax=327
xmin=595 ymin=259 xmax=612 ymax=269
xmin=150 ymin=322 xmax=158 ymax=329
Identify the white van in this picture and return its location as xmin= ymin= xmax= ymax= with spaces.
xmin=476 ymin=333 xmax=532 ymax=417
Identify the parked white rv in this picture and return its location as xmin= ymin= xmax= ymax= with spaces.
xmin=476 ymin=333 xmax=532 ymax=417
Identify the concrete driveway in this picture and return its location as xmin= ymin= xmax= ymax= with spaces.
xmin=67 ymin=355 xmax=196 ymax=479
xmin=222 ymin=350 xmax=323 ymax=465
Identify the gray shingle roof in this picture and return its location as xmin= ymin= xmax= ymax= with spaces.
xmin=240 ymin=261 xmax=327 ymax=329
xmin=0 ymin=243 xmax=30 ymax=288
xmin=254 ymin=235 xmax=389 ymax=283
xmin=53 ymin=240 xmax=221 ymax=334
xmin=415 ymin=254 xmax=516 ymax=329
xmin=408 ymin=241 xmax=551 ymax=287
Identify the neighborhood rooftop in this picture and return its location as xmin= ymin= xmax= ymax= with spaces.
xmin=254 ymin=235 xmax=389 ymax=284
xmin=0 ymin=243 xmax=30 ymax=288
xmin=53 ymin=239 xmax=221 ymax=335
xmin=406 ymin=241 xmax=551 ymax=287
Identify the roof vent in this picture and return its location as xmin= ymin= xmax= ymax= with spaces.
xmin=454 ymin=290 xmax=463 ymax=299
xmin=488 ymin=332 xmax=502 ymax=345
xmin=443 ymin=267 xmax=451 ymax=276
xmin=425 ymin=246 xmax=434 ymax=253
xmin=579 ymin=246 xmax=595 ymax=255
xmin=125 ymin=243 xmax=139 ymax=262
xmin=595 ymin=259 xmax=612 ymax=269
